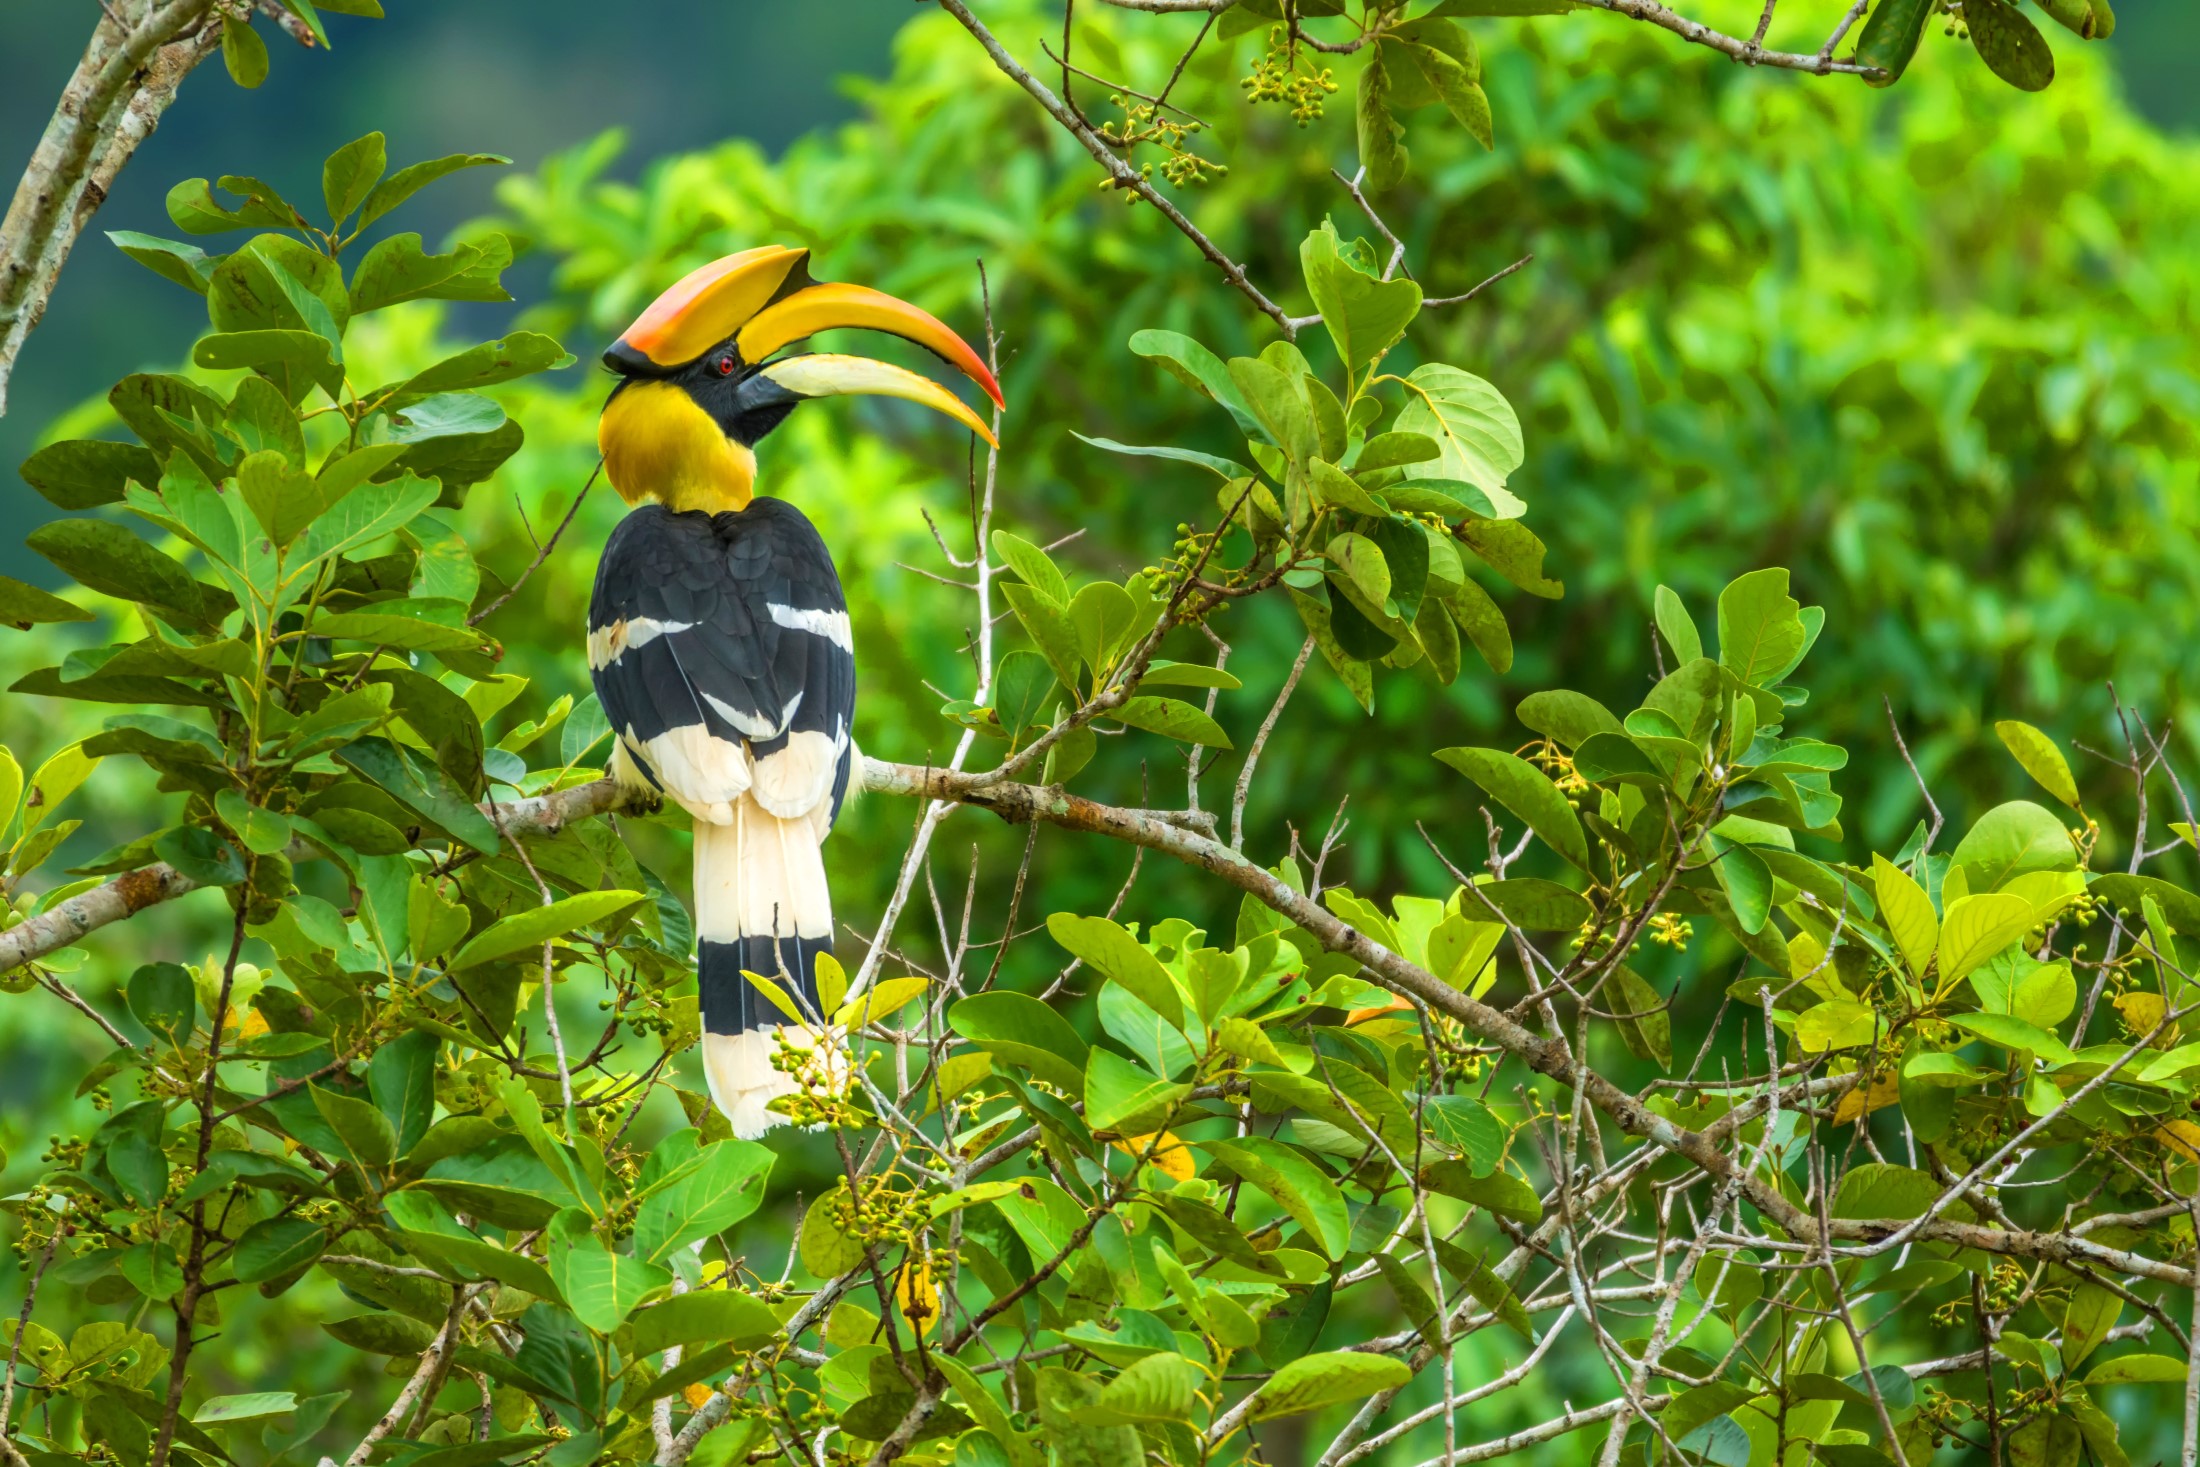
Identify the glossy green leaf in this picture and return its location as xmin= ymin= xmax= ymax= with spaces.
xmin=1433 ymin=746 xmax=1591 ymax=872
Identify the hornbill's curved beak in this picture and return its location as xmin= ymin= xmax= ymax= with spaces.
xmin=604 ymin=246 xmax=1004 ymax=446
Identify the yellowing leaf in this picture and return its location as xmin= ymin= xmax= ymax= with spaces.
xmin=835 ymin=976 xmax=928 ymax=1029
xmin=1935 ymin=894 xmax=2035 ymax=987
xmin=2116 ymin=991 xmax=2173 ymax=1046
xmin=2156 ymin=1120 xmax=2200 ymax=1161
xmin=1833 ymin=1069 xmax=1901 ymax=1125
xmin=1113 ymin=1131 xmax=1194 ymax=1182
xmin=895 ymin=1264 xmax=940 ymax=1337
xmin=1995 ymin=720 xmax=2081 ymax=809
xmin=1871 ymin=855 xmax=1937 ymax=983
xmin=1795 ymin=999 xmax=1879 ymax=1053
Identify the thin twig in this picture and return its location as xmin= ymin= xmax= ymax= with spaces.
xmin=1423 ymin=254 xmax=1535 ymax=309
xmin=469 ymin=462 xmax=600 ymax=625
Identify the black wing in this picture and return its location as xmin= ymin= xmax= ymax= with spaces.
xmin=588 ymin=498 xmax=855 ymax=827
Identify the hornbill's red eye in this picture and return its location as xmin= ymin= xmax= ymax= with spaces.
xmin=714 ymin=353 xmax=737 ymax=377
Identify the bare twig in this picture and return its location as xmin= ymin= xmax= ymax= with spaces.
xmin=469 ymin=462 xmax=600 ymax=625
xmin=931 ymin=0 xmax=1297 ymax=335
xmin=1423 ymin=254 xmax=1536 ymax=309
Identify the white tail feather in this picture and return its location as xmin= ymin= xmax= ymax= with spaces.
xmin=693 ymin=797 xmax=837 ymax=1136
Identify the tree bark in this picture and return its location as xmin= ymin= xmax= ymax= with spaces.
xmin=0 ymin=0 xmax=224 ymax=417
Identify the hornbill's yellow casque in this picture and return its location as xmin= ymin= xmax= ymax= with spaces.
xmin=589 ymin=246 xmax=1002 ymax=1137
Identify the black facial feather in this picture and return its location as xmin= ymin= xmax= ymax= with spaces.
xmin=604 ymin=333 xmax=807 ymax=447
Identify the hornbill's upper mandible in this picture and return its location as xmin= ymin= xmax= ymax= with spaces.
xmin=588 ymin=246 xmax=1002 ymax=1137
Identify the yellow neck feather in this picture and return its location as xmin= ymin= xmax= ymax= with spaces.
xmin=599 ymin=380 xmax=757 ymax=513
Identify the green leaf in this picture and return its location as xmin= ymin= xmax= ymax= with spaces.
xmin=387 ymin=333 xmax=572 ymax=406
xmin=1514 ymin=690 xmax=1621 ymax=751
xmin=948 ymin=992 xmax=1090 ymax=1092
xmin=633 ymin=1138 xmax=774 ymax=1263
xmin=336 ymin=738 xmax=500 ymax=855
xmin=2063 ymin=1282 xmax=2121 ymax=1369
xmin=1717 ymin=568 xmax=1805 ymax=687
xmin=1046 ymin=914 xmax=1184 ymax=1029
xmin=222 ymin=16 xmax=270 ymax=87
xmin=1472 ymin=878 xmax=1592 ymax=931
xmin=548 ymin=1219 xmax=668 ymax=1335
xmin=1085 ymin=1048 xmax=1188 ymax=1136
xmin=1609 ymin=965 xmax=1672 ymax=1068
xmin=1419 ymin=1162 xmax=1542 ymax=1223
xmin=18 ymin=437 xmax=163 ymax=512
xmin=628 ymin=1289 xmax=778 ymax=1354
xmin=1871 ymin=855 xmax=1938 ymax=982
xmin=233 ymin=1218 xmax=327 ymax=1284
xmin=322 ymin=132 xmax=387 ymax=226
xmin=1831 ymin=1163 xmax=1938 ymax=1220
xmin=126 ymin=962 xmax=196 ymax=1040
xmin=1995 ymin=721 xmax=2080 ymax=809
xmin=1712 ymin=840 xmax=1774 ymax=935
xmin=1434 ymin=746 xmax=1591 ymax=872
xmin=1854 ymin=0 xmax=1935 ymax=82
xmin=1946 ymin=1011 xmax=2075 ymax=1064
xmin=153 ymin=826 xmax=247 ymax=886
xmin=1069 ymin=431 xmax=1248 ymax=481
xmin=1327 ymin=530 xmax=1392 ymax=609
xmin=1795 ymin=998 xmax=1879 ymax=1053
xmin=1309 ymin=459 xmax=1387 ymax=515
xmin=447 ymin=890 xmax=643 ymax=970
xmin=1253 ymin=1351 xmax=1413 ymax=1420
xmin=1140 ymin=660 xmax=1241 ymax=691
xmin=1401 ymin=39 xmax=1492 ymax=148
xmin=106 ymin=1130 xmax=169 ymax=1209
xmin=108 ymin=230 xmax=217 ymax=295
xmin=194 ymin=1393 xmax=299 ymax=1426
xmin=1197 ymin=1137 xmax=1350 ymax=1258
xmin=291 ymin=468 xmax=438 ymax=569
xmin=1128 ymin=329 xmax=1266 ymax=442
xmin=348 ymin=233 xmax=513 ymax=314
xmin=1431 ymin=1239 xmax=1533 ymax=1340
xmin=312 ymin=1084 xmax=396 ymax=1167
xmin=1355 ymin=50 xmax=1407 ymax=193
xmin=1653 ymin=585 xmax=1703 ymax=666
xmin=166 ymin=177 xmax=294 ymax=236
xmin=1112 ymin=696 xmax=1232 ymax=749
xmin=799 ymin=1187 xmax=866 ymax=1278
xmin=1969 ymin=0 xmax=2055 ymax=90
xmin=368 ymin=1030 xmax=438 ymax=1154
xmin=358 ymin=151 xmax=510 ymax=231
xmin=1228 ymin=357 xmax=1318 ymax=466
xmin=1300 ymin=222 xmax=1421 ymax=382
xmin=1395 ymin=366 xmax=1524 ymax=517
xmin=26 ymin=518 xmax=225 ymax=630
xmin=1068 ymin=1352 xmax=1203 ymax=1427
xmin=1936 ymin=894 xmax=2038 ymax=984
xmin=2083 ymin=1354 xmax=2186 ymax=1385
xmin=324 ymin=1313 xmax=435 ymax=1356
xmin=990 ymin=530 xmax=1069 ymax=604
xmin=1952 ymin=802 xmax=2078 ymax=891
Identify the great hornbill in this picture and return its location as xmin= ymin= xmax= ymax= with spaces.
xmin=588 ymin=246 xmax=1002 ymax=1137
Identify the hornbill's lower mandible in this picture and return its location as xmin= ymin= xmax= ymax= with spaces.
xmin=588 ymin=246 xmax=1002 ymax=1137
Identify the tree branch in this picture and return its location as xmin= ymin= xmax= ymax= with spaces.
xmin=930 ymin=0 xmax=1297 ymax=336
xmin=0 ymin=0 xmax=223 ymax=416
